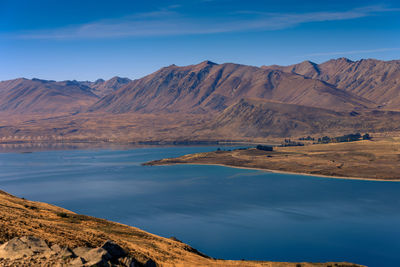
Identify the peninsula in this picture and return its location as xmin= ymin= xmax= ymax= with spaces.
xmin=144 ymin=139 xmax=400 ymax=181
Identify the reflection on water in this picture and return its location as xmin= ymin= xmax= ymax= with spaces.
xmin=0 ymin=146 xmax=399 ymax=267
xmin=0 ymin=142 xmax=239 ymax=153
xmin=0 ymin=142 xmax=127 ymax=153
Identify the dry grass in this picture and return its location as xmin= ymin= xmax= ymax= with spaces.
xmin=2 ymin=111 xmax=400 ymax=146
xmin=146 ymin=139 xmax=400 ymax=181
xmin=0 ymin=112 xmax=217 ymax=144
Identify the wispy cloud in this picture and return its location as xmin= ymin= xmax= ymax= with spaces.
xmin=10 ymin=5 xmax=400 ymax=39
xmin=299 ymin=48 xmax=400 ymax=57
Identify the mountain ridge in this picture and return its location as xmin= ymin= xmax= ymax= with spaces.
xmin=79 ymin=76 xmax=131 ymax=97
xmin=1 ymin=58 xmax=399 ymax=142
xmin=89 ymin=61 xmax=374 ymax=114
xmin=262 ymin=57 xmax=400 ymax=109
xmin=0 ymin=78 xmax=98 ymax=114
xmin=0 ymin=76 xmax=131 ymax=114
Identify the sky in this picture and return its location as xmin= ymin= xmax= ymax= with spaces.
xmin=0 ymin=0 xmax=399 ymax=81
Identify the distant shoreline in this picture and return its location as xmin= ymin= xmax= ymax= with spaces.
xmin=163 ymin=162 xmax=400 ymax=182
xmin=0 ymin=141 xmax=255 ymax=154
xmin=0 ymin=140 xmax=264 ymax=146
xmin=144 ymin=141 xmax=400 ymax=182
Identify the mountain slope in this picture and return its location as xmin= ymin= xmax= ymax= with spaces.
xmin=0 ymin=78 xmax=99 ymax=114
xmin=263 ymin=58 xmax=400 ymax=109
xmin=89 ymin=61 xmax=374 ymax=113
xmin=205 ymin=98 xmax=400 ymax=138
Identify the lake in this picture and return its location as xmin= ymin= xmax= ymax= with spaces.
xmin=0 ymin=145 xmax=399 ymax=267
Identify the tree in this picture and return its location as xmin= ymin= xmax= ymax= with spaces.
xmin=256 ymin=145 xmax=273 ymax=151
xmin=363 ymin=133 xmax=371 ymax=140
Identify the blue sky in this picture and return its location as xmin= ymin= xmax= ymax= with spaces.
xmin=1 ymin=0 xmax=399 ymax=81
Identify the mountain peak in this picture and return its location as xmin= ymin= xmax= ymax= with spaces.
xmin=31 ymin=78 xmax=52 ymax=83
xmin=94 ymin=78 xmax=105 ymax=84
xmin=300 ymin=60 xmax=317 ymax=65
xmin=108 ymin=76 xmax=130 ymax=82
xmin=198 ymin=60 xmax=218 ymax=66
xmin=328 ymin=57 xmax=353 ymax=64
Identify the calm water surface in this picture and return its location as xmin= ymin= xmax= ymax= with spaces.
xmin=0 ymin=146 xmax=399 ymax=267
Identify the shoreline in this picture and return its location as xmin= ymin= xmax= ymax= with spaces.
xmin=0 ymin=189 xmax=366 ymax=267
xmin=0 ymin=139 xmax=262 ymax=146
xmin=155 ymin=162 xmax=400 ymax=182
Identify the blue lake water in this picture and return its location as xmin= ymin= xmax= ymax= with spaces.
xmin=0 ymin=146 xmax=399 ymax=267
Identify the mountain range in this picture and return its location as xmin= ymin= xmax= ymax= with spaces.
xmin=0 ymin=76 xmax=131 ymax=114
xmin=89 ymin=60 xmax=374 ymax=113
xmin=262 ymin=58 xmax=400 ymax=109
xmin=0 ymin=58 xmax=399 ymax=142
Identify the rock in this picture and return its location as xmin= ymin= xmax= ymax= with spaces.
xmin=69 ymin=256 xmax=86 ymax=266
xmin=72 ymin=247 xmax=91 ymax=258
xmin=58 ymin=247 xmax=75 ymax=259
xmin=119 ymin=256 xmax=139 ymax=267
xmin=85 ymin=247 xmax=111 ymax=266
xmin=0 ymin=236 xmax=51 ymax=260
xmin=0 ymin=237 xmax=146 ymax=267
xmin=50 ymin=244 xmax=62 ymax=253
xmin=145 ymin=258 xmax=157 ymax=267
xmin=101 ymin=240 xmax=127 ymax=260
xmin=74 ymin=246 xmax=111 ymax=266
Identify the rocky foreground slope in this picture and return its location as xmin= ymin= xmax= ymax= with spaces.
xmin=0 ymin=236 xmax=149 ymax=267
xmin=0 ymin=190 xmax=363 ymax=267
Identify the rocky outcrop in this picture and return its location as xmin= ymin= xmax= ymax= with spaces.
xmin=0 ymin=236 xmax=153 ymax=267
xmin=0 ymin=236 xmax=51 ymax=260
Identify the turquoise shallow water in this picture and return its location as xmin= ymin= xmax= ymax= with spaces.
xmin=0 ymin=146 xmax=399 ymax=267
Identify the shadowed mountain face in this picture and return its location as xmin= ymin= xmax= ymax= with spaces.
xmin=0 ymin=78 xmax=99 ymax=114
xmin=206 ymin=98 xmax=400 ymax=138
xmin=263 ymin=58 xmax=400 ymax=109
xmin=89 ymin=61 xmax=374 ymax=113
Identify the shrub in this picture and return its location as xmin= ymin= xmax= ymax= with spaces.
xmin=57 ymin=212 xmax=68 ymax=218
xmin=363 ymin=133 xmax=371 ymax=140
xmin=256 ymin=145 xmax=273 ymax=151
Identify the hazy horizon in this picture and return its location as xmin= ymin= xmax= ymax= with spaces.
xmin=1 ymin=0 xmax=399 ymax=81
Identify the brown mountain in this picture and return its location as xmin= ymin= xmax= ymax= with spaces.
xmin=80 ymin=76 xmax=131 ymax=97
xmin=204 ymin=98 xmax=400 ymax=138
xmin=0 ymin=78 xmax=99 ymax=114
xmin=263 ymin=58 xmax=400 ymax=109
xmin=89 ymin=61 xmax=373 ymax=113
xmin=1 ymin=59 xmax=399 ymax=143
